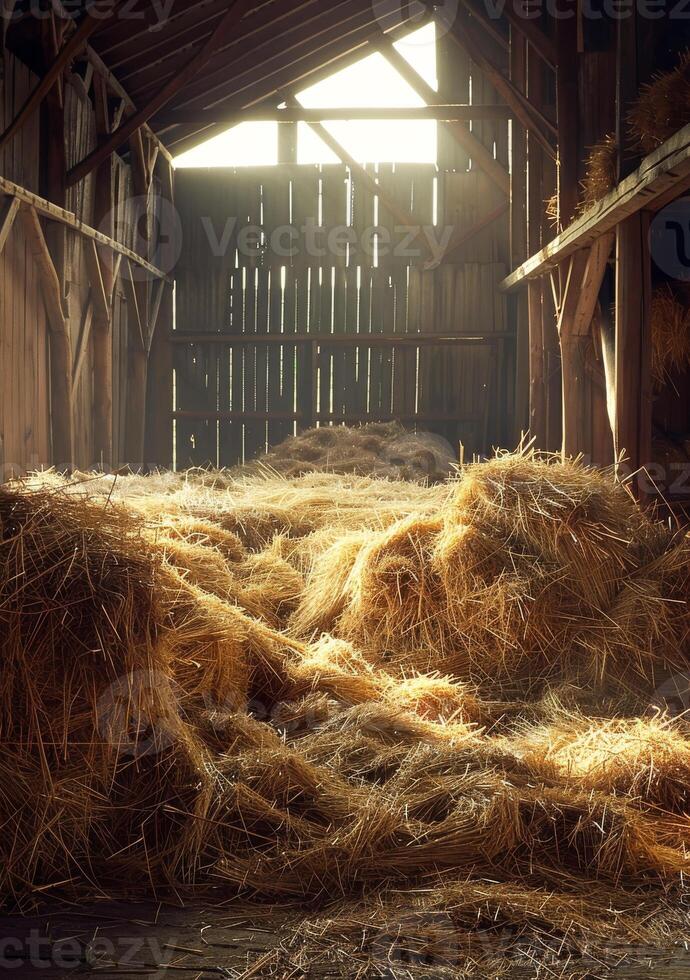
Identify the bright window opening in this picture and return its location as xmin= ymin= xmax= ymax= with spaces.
xmin=174 ymin=23 xmax=438 ymax=168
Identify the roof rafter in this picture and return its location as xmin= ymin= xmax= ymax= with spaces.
xmin=67 ymin=0 xmax=254 ymax=186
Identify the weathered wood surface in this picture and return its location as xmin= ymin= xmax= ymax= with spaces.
xmin=173 ymin=166 xmax=511 ymax=468
xmin=1 ymin=900 xmax=689 ymax=979
xmin=501 ymin=118 xmax=690 ymax=290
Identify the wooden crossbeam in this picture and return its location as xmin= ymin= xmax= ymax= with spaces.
xmin=169 ymin=332 xmax=513 ymax=345
xmin=149 ymin=279 xmax=166 ymax=343
xmin=21 ymin=205 xmax=67 ymax=334
xmin=156 ymin=104 xmax=514 ymax=124
xmin=72 ymin=296 xmax=94 ymax=388
xmin=501 ymin=120 xmax=690 ymax=290
xmin=572 ymin=233 xmax=614 ymax=337
xmin=0 ymin=176 xmax=170 ymax=280
xmin=67 ymin=0 xmax=254 ymax=187
xmin=0 ymin=196 xmax=20 ymax=255
xmin=374 ymin=34 xmax=510 ymax=195
xmin=84 ymin=239 xmax=110 ymax=327
xmin=161 ymin=12 xmax=431 ymax=157
xmin=0 ymin=8 xmax=109 ymax=151
xmin=122 ymin=261 xmax=145 ymax=352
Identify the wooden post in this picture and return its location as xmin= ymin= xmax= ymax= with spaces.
xmin=510 ymin=30 xmax=530 ymax=445
xmin=39 ymin=15 xmax=73 ymax=469
xmin=613 ymin=5 xmax=653 ymax=488
xmin=144 ymin=158 xmax=175 ymax=470
xmin=615 ymin=213 xmax=652 ymax=480
xmin=555 ymin=5 xmax=582 ymax=458
xmin=91 ymin=74 xmax=114 ymax=469
xmin=557 ymin=250 xmax=588 ymax=457
xmin=22 ymin=207 xmax=74 ymax=468
xmin=526 ymin=41 xmax=550 ymax=450
xmin=555 ymin=10 xmax=579 ymax=229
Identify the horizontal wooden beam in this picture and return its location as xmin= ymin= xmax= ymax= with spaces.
xmin=501 ymin=119 xmax=690 ymax=290
xmin=173 ymin=410 xmax=485 ymax=423
xmin=156 ymin=104 xmax=514 ymax=124
xmin=160 ymin=13 xmax=425 ymax=156
xmin=0 ymin=175 xmax=171 ymax=280
xmin=169 ymin=332 xmax=513 ymax=346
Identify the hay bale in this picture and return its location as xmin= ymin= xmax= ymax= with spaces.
xmin=580 ymin=134 xmax=618 ymax=207
xmin=629 ymin=51 xmax=690 ymax=153
xmin=242 ymin=422 xmax=457 ymax=484
xmin=651 ymin=285 xmax=690 ymax=389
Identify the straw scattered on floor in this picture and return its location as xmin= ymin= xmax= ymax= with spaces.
xmin=2 ymin=452 xmax=690 ymax=974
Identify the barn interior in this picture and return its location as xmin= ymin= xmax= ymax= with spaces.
xmin=3 ymin=1 xmax=690 ymax=977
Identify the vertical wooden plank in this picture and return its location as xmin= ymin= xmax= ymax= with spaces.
xmin=615 ymin=212 xmax=652 ymax=481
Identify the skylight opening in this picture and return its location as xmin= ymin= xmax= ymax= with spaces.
xmin=174 ymin=23 xmax=438 ymax=169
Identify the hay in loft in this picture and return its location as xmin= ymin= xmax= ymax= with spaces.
xmin=580 ymin=134 xmax=618 ymax=208
xmin=651 ymin=285 xmax=690 ymax=388
xmin=629 ymin=50 xmax=690 ymax=153
xmin=241 ymin=421 xmax=458 ymax=484
xmin=3 ymin=456 xmax=690 ymax=968
xmin=545 ymin=191 xmax=559 ymax=228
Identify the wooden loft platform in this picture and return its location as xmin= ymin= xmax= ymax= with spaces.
xmin=501 ymin=120 xmax=690 ymax=292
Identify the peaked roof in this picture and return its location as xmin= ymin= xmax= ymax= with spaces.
xmin=87 ymin=0 xmax=415 ymax=155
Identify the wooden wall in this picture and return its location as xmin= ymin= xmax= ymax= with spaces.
xmin=0 ymin=50 xmax=173 ymax=477
xmin=173 ymin=163 xmax=510 ymax=468
xmin=0 ymin=54 xmax=50 ymax=478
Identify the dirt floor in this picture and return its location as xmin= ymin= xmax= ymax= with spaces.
xmin=2 ymin=901 xmax=690 ymax=979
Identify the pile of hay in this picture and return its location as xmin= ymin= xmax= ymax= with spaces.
xmin=629 ymin=50 xmax=690 ymax=153
xmin=545 ymin=50 xmax=690 ymax=228
xmin=2 ymin=454 xmax=690 ymax=972
xmin=580 ymin=133 xmax=618 ymax=208
xmin=240 ymin=422 xmax=458 ymax=483
xmin=651 ymin=284 xmax=690 ymax=388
